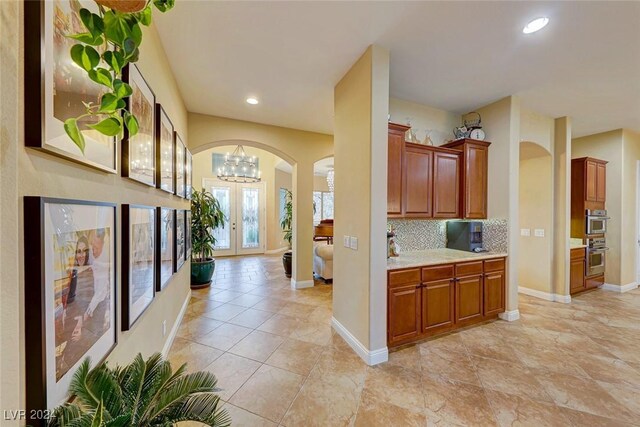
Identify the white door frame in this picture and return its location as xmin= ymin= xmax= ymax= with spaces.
xmin=203 ymin=178 xmax=266 ymax=257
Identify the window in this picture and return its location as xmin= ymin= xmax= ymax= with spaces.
xmin=313 ymin=191 xmax=334 ymax=224
xmin=279 ymin=188 xmax=288 ymax=223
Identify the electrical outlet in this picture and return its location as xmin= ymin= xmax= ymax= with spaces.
xmin=520 ymin=228 xmax=531 ymax=237
xmin=162 ymin=320 xmax=167 ymax=337
xmin=349 ymin=236 xmax=358 ymax=250
xmin=343 ymin=235 xmax=350 ymax=248
xmin=534 ymin=229 xmax=545 ymax=237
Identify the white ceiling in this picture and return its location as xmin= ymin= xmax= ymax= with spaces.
xmin=155 ymin=1 xmax=640 ymax=138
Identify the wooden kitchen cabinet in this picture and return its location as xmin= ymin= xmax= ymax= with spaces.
xmin=571 ymin=157 xmax=608 ymax=237
xmin=570 ymin=247 xmax=586 ymax=295
xmin=432 ymin=151 xmax=461 ymax=218
xmin=404 ymin=144 xmax=433 ymax=217
xmin=596 ymin=162 xmax=606 ymax=203
xmin=422 ymin=279 xmax=455 ymax=334
xmin=455 ymin=274 xmax=483 ymax=325
xmin=387 ymin=268 xmax=421 ymax=346
xmin=387 ymin=123 xmax=410 ymax=217
xmin=442 ymin=139 xmax=491 ymax=219
xmin=483 ymin=258 xmax=505 ymax=316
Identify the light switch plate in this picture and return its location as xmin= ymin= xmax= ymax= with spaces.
xmin=343 ymin=235 xmax=350 ymax=248
xmin=520 ymin=228 xmax=531 ymax=237
xmin=534 ymin=229 xmax=545 ymax=237
xmin=349 ymin=236 xmax=358 ymax=250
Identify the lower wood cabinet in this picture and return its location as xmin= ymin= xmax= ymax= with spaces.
xmin=570 ymin=247 xmax=587 ymax=295
xmin=388 ymin=257 xmax=506 ymax=347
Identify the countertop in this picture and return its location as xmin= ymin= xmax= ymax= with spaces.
xmin=387 ymin=248 xmax=508 ymax=270
xmin=570 ymin=238 xmax=588 ymax=249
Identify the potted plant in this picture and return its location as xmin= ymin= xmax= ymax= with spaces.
xmin=191 ymin=189 xmax=225 ymax=288
xmin=281 ymin=189 xmax=293 ymax=278
xmin=49 ymin=353 xmax=230 ymax=426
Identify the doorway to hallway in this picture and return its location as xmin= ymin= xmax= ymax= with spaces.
xmin=203 ymin=178 xmax=266 ymax=256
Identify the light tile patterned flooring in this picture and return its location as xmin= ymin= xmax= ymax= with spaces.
xmin=170 ymin=255 xmax=640 ymax=426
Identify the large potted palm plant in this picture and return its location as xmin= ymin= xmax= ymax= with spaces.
xmin=49 ymin=353 xmax=230 ymax=426
xmin=281 ymin=189 xmax=293 ymax=278
xmin=191 ymin=189 xmax=225 ymax=288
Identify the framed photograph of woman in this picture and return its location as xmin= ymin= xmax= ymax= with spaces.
xmin=186 ymin=210 xmax=192 ymax=259
xmin=23 ymin=197 xmax=117 ymax=415
xmin=175 ymin=209 xmax=186 ymax=271
xmin=186 ymin=150 xmax=193 ymax=200
xmin=175 ymin=133 xmax=186 ymax=198
xmin=122 ymin=205 xmax=156 ymax=330
xmin=156 ymin=207 xmax=175 ymax=291
xmin=24 ymin=0 xmax=117 ymax=173
xmin=122 ymin=65 xmax=156 ymax=187
xmin=156 ymin=104 xmax=175 ymax=194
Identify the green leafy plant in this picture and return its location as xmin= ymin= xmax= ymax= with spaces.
xmin=280 ymin=189 xmax=293 ymax=247
xmin=49 ymin=353 xmax=230 ymax=427
xmin=191 ymin=189 xmax=226 ymax=262
xmin=64 ymin=0 xmax=175 ymax=153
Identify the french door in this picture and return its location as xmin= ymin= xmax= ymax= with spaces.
xmin=203 ymin=178 xmax=266 ymax=256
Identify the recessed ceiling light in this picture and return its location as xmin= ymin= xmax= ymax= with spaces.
xmin=523 ymin=17 xmax=549 ymax=34
xmin=246 ymin=97 xmax=259 ymax=105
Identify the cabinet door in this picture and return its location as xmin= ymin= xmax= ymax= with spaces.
xmin=422 ymin=279 xmax=454 ymax=335
xmin=388 ymin=283 xmax=421 ymax=345
xmin=455 ymin=275 xmax=482 ymax=325
xmin=596 ymin=162 xmax=606 ymax=203
xmin=483 ymin=271 xmax=505 ymax=317
xmin=404 ymin=145 xmax=433 ymax=217
xmin=464 ymin=144 xmax=488 ymax=219
xmin=433 ymin=152 xmax=460 ymax=218
xmin=586 ymin=161 xmax=598 ymax=202
xmin=570 ymin=258 xmax=586 ymax=294
xmin=387 ymin=131 xmax=404 ymax=216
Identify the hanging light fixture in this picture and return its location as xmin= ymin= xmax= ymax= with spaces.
xmin=216 ymin=145 xmax=261 ymax=183
xmin=326 ymin=167 xmax=334 ymax=192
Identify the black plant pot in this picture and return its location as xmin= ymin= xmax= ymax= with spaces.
xmin=191 ymin=258 xmax=215 ymax=289
xmin=282 ymin=251 xmax=292 ymax=278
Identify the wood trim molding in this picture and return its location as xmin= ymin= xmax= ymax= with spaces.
xmin=498 ymin=309 xmax=520 ymax=322
xmin=331 ymin=317 xmax=388 ymax=366
xmin=601 ymin=282 xmax=639 ymax=293
xmin=291 ymin=279 xmax=314 ymax=289
xmin=518 ymin=286 xmax=572 ymax=304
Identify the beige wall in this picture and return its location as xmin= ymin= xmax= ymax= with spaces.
xmin=519 ymin=150 xmax=553 ymax=293
xmin=388 ymin=97 xmax=460 ymax=146
xmin=333 ymin=45 xmax=389 ymax=356
xmin=520 ymin=108 xmax=555 ymax=153
xmin=0 ymin=4 xmax=190 ymax=420
xmin=187 ymin=113 xmax=333 ymax=286
xmin=622 ymin=130 xmax=640 ymax=286
xmin=572 ymin=130 xmax=624 ymax=285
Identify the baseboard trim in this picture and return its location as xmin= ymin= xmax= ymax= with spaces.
xmin=601 ymin=282 xmax=639 ymax=293
xmin=265 ymin=246 xmax=289 ymax=255
xmin=162 ymin=290 xmax=191 ymax=357
xmin=291 ymin=279 xmax=314 ymax=289
xmin=331 ymin=317 xmax=388 ymax=365
xmin=518 ymin=286 xmax=571 ymax=304
xmin=498 ymin=309 xmax=520 ymax=322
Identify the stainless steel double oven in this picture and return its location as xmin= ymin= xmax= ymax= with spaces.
xmin=585 ymin=210 xmax=609 ymax=277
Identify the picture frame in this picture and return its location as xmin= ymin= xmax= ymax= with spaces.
xmin=156 ymin=207 xmax=175 ymax=291
xmin=122 ymin=65 xmax=156 ymax=187
xmin=122 ymin=205 xmax=156 ymax=330
xmin=175 ymin=132 xmax=186 ymax=198
xmin=23 ymin=197 xmax=117 ymax=416
xmin=186 ymin=210 xmax=192 ymax=259
xmin=24 ymin=0 xmax=117 ymax=173
xmin=186 ymin=150 xmax=193 ymax=200
xmin=175 ymin=209 xmax=186 ymax=271
xmin=155 ymin=104 xmax=175 ymax=194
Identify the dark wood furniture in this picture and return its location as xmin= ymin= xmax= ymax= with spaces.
xmin=569 ymin=247 xmax=587 ymax=295
xmin=571 ymin=157 xmax=608 ymax=237
xmin=387 ymin=256 xmax=506 ymax=347
xmin=313 ymin=219 xmax=334 ymax=244
xmin=441 ymin=139 xmax=491 ymax=219
xmin=387 ymin=123 xmax=409 ymax=217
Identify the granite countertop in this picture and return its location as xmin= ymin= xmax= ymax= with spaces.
xmin=387 ymin=248 xmax=508 ymax=270
xmin=570 ymin=238 xmax=588 ymax=249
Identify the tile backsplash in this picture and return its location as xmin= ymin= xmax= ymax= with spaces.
xmin=388 ymin=218 xmax=509 ymax=253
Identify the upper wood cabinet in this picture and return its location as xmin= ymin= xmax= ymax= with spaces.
xmin=571 ymin=157 xmax=608 ymax=237
xmin=441 ymin=139 xmax=491 ymax=219
xmin=387 ymin=123 xmax=409 ymax=217
xmin=433 ymin=151 xmax=461 ymax=218
xmin=404 ymin=145 xmax=433 ymax=217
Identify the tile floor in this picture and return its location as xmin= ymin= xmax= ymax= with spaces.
xmin=170 ymin=255 xmax=640 ymax=426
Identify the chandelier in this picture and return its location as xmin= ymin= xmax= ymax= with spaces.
xmin=326 ymin=167 xmax=334 ymax=192
xmin=217 ymin=145 xmax=261 ymax=183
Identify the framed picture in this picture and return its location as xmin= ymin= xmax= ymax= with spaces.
xmin=122 ymin=65 xmax=156 ymax=187
xmin=186 ymin=150 xmax=193 ymax=200
xmin=24 ymin=197 xmax=117 ymax=415
xmin=175 ymin=209 xmax=186 ymax=271
xmin=155 ymin=104 xmax=175 ymax=194
xmin=122 ymin=205 xmax=156 ymax=330
xmin=157 ymin=207 xmax=175 ymax=291
xmin=186 ymin=210 xmax=192 ymax=259
xmin=175 ymin=133 xmax=186 ymax=198
xmin=24 ymin=0 xmax=117 ymax=173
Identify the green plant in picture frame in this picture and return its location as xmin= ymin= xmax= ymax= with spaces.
xmin=24 ymin=0 xmax=174 ymax=173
